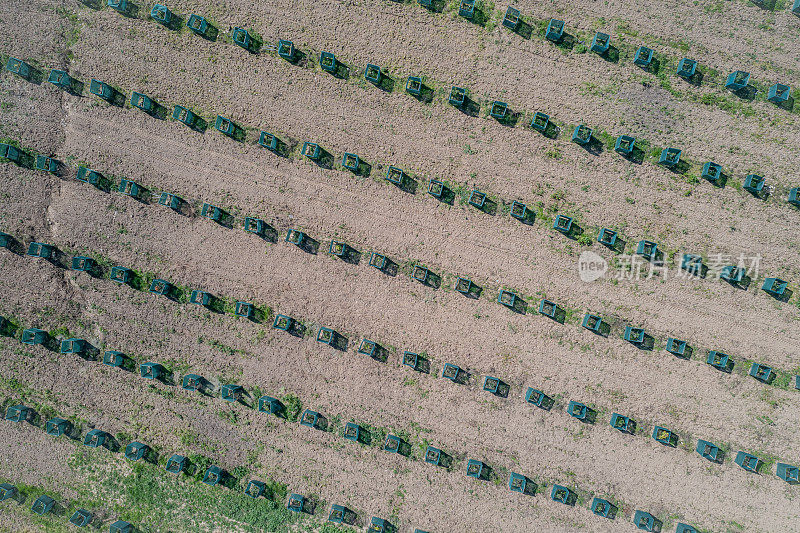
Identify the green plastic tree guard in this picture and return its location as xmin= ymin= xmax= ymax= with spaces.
xmin=5 ymin=57 xmax=32 ymax=79
xmin=109 ymin=520 xmax=133 ymax=533
xmin=165 ymin=454 xmax=186 ymax=474
xmin=677 ymin=58 xmax=697 ymax=78
xmin=69 ymin=508 xmax=92 ymax=527
xmin=0 ymin=483 xmax=16 ymax=500
xmin=502 ymin=7 xmax=520 ymax=30
xmin=45 ymin=418 xmax=70 ymax=437
xmin=35 ymin=155 xmax=57 ymax=172
xmin=245 ymin=480 xmax=266 ymax=498
xmin=633 ymin=46 xmax=653 ymax=67
xmin=287 ymin=493 xmax=306 ymax=512
xmin=150 ymin=4 xmax=172 ymax=26
xmin=735 ymin=451 xmax=761 ymax=472
xmin=449 ymin=86 xmax=466 ymax=107
xmin=21 ymin=328 xmax=47 ymax=345
xmin=31 ymin=495 xmax=55 ymax=515
xmin=124 ymin=441 xmax=148 ymax=461
xmin=203 ymin=465 xmax=223 ymax=485
xmin=5 ymin=405 xmax=30 ymax=422
xmin=591 ymin=32 xmax=610 ymax=54
xmin=83 ymin=429 xmax=108 ymax=448
xmin=320 ymin=51 xmax=337 ymax=72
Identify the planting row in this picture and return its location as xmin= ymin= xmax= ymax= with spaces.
xmin=399 ymin=0 xmax=799 ymax=112
xmin=5 ymin=50 xmax=800 ymax=293
xmin=4 ymin=84 xmax=800 ymax=308
xmin=0 ymin=423 xmax=400 ymax=533
xmin=3 ymin=144 xmax=799 ymax=391
xmin=0 ymin=306 xmax=753 ymax=533
xmin=4 ymin=232 xmax=800 ymax=486
xmin=56 ymin=0 xmax=800 ymax=204
xmin=0 ymin=480 xmax=134 ymax=532
xmin=7 ymin=50 xmax=800 ymax=290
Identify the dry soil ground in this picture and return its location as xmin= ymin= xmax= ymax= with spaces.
xmin=0 ymin=0 xmax=799 ymax=532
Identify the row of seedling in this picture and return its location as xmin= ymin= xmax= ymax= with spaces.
xmin=6 ymin=48 xmax=800 ymax=284
xmin=3 ymin=312 xmax=437 ymax=530
xmin=0 ymin=479 xmax=134 ymax=532
xmin=6 ymin=244 xmax=796 ymax=531
xmin=6 ymin=163 xmax=800 ymax=395
xmin=417 ymin=0 xmax=797 ymax=111
xmin=2 ymin=402 xmax=415 ymax=532
xmin=37 ymin=0 xmax=800 ymax=210
xmin=6 ymin=126 xmax=795 ymax=317
xmin=67 ymin=0 xmax=800 ymax=207
xmin=38 ymin=238 xmax=797 ymax=478
xmin=4 ymin=136 xmax=799 ymax=394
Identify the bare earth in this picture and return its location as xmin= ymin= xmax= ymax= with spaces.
xmin=0 ymin=0 xmax=799 ymax=532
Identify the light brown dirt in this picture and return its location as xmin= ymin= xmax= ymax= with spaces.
xmin=1 ymin=1 xmax=799 ymax=532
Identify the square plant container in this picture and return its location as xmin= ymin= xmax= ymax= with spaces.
xmin=665 ymin=338 xmax=688 ymax=357
xmin=90 ymin=79 xmax=114 ymax=101
xmin=707 ymin=350 xmax=730 ymax=371
xmin=735 ymin=451 xmax=761 ymax=473
xmin=458 ymin=0 xmax=475 ymax=18
xmin=749 ymin=362 xmax=774 ymax=383
xmin=636 ymin=239 xmax=657 ymax=260
xmin=762 ymin=277 xmax=787 ymax=297
xmin=319 ymin=51 xmax=337 ymax=72
xmin=150 ymin=4 xmax=172 ymax=25
xmin=412 ymin=265 xmax=430 ymax=284
xmin=725 ymin=70 xmax=750 ymax=91
xmin=624 ymin=326 xmax=645 ymax=344
xmin=696 ymin=439 xmax=721 ymax=462
xmin=455 ymin=277 xmax=473 ymax=295
xmin=428 ymin=179 xmax=445 ymax=198
xmin=768 ymin=83 xmax=791 ymax=104
xmin=469 ymin=190 xmax=486 ymax=208
xmin=502 ymin=7 xmax=520 ymax=30
xmin=302 ymin=142 xmax=321 ymax=160
xmin=285 ymin=229 xmax=306 ymax=246
xmin=659 ymin=147 xmax=681 ymax=167
xmin=369 ymin=252 xmax=388 ymax=270
xmin=273 ymin=314 xmax=294 ymax=331
xmin=525 ymin=387 xmax=550 ymax=408
xmin=342 ymin=153 xmax=359 ymax=171
xmin=701 ymin=161 xmax=722 ymax=183
xmin=610 ymin=413 xmax=633 ymax=433
xmin=676 ymin=58 xmax=697 ymax=78
xmin=489 ymin=101 xmax=508 ymax=119
xmin=789 ymin=188 xmax=800 ymax=207
xmin=633 ymin=46 xmax=653 ymax=67
xmin=743 ymin=174 xmax=764 ymax=194
xmin=278 ymin=39 xmax=294 ymax=60
xmin=591 ymin=32 xmax=610 ymax=54
xmin=510 ymin=201 xmax=528 ymax=220
xmin=553 ymin=214 xmax=573 ymax=233
xmin=364 ymin=64 xmax=382 ymax=84
xmin=35 ymin=155 xmax=57 ymax=172
xmin=614 ymin=135 xmax=635 ymax=156
xmin=449 ymin=86 xmax=466 ymax=107
xmin=530 ymin=112 xmax=549 ymax=132
xmin=572 ymin=124 xmax=592 ymax=144
xmin=442 ymin=362 xmax=460 ymax=381
xmin=406 ymin=76 xmax=423 ymax=96
xmin=385 ymin=166 xmax=404 ymax=186
xmin=497 ymin=289 xmax=517 ymax=308
xmin=582 ymin=313 xmax=602 ymax=333
xmin=652 ymin=426 xmax=677 ymax=446
xmin=546 ymin=19 xmax=564 ymax=42
xmin=402 ymin=351 xmax=420 ymax=370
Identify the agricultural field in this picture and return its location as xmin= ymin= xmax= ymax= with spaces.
xmin=1 ymin=0 xmax=800 ymax=531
